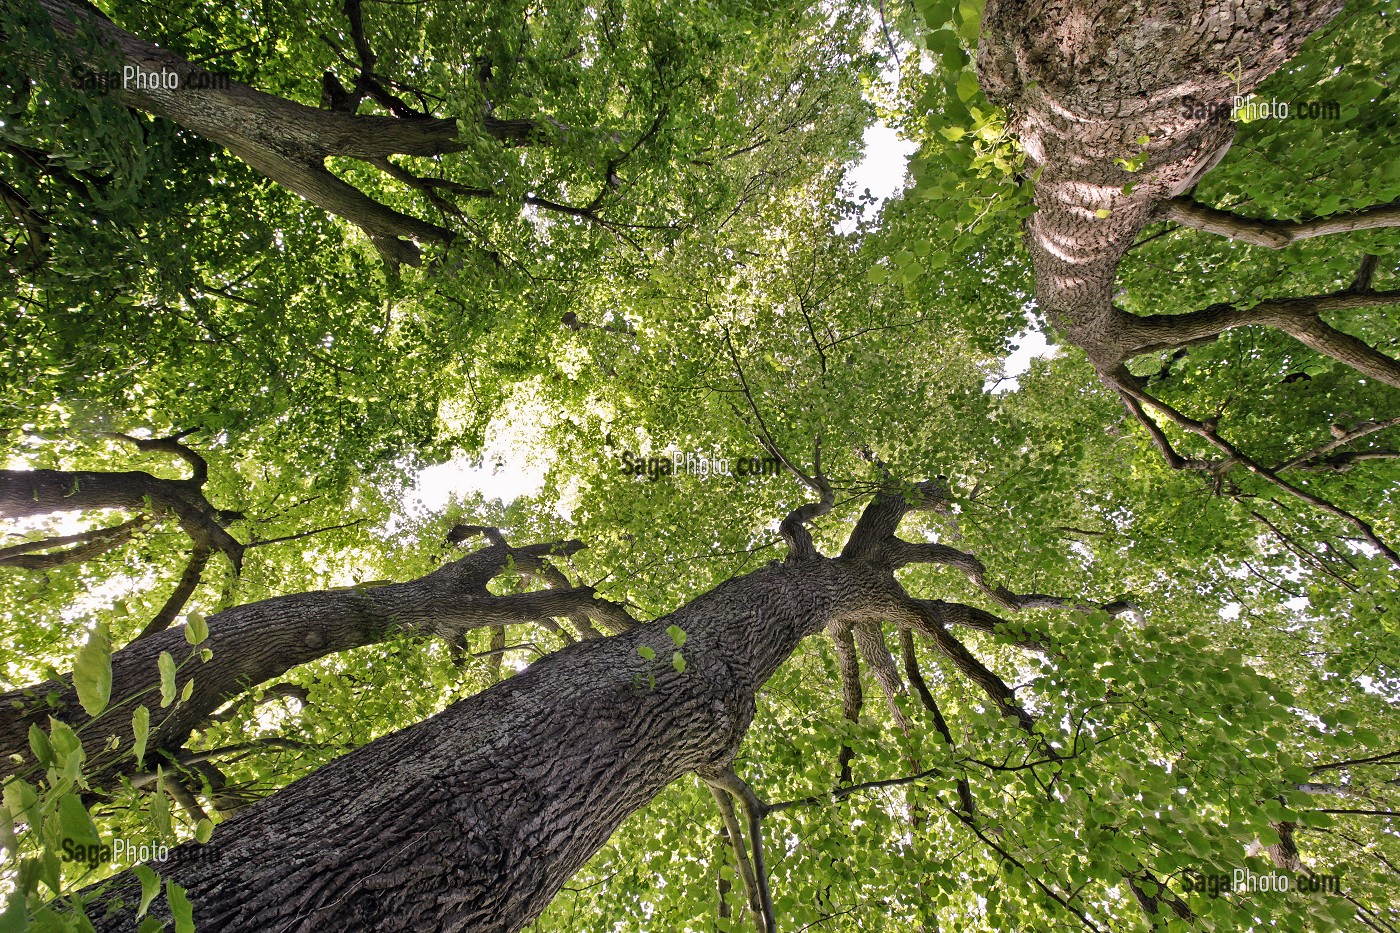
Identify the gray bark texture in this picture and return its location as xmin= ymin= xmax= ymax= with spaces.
xmin=85 ymin=555 xmax=900 ymax=932
xmin=0 ymin=538 xmax=624 ymax=784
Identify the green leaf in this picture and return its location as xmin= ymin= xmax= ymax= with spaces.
xmin=73 ymin=623 xmax=112 ymax=716
xmin=131 ymin=705 xmax=151 ymax=768
xmin=956 ymin=70 xmax=981 ymax=104
xmin=47 ymin=718 xmax=83 ymax=769
xmin=666 ymin=625 xmax=687 ymax=647
xmin=184 ymin=611 xmax=208 ymax=646
xmin=58 ymin=795 xmax=100 ymax=849
xmin=637 ymin=645 xmax=656 ymax=661
xmin=166 ymin=881 xmax=194 ymax=933
xmin=194 ymin=819 xmax=214 ymax=844
xmin=179 ymin=678 xmax=194 ymax=703
xmin=3 ymin=780 xmax=38 ymax=827
xmin=27 ymin=725 xmax=53 ymax=768
xmin=672 ymin=652 xmax=687 ymax=674
xmin=133 ymin=864 xmax=159 ymax=918
xmin=0 ymin=890 xmax=27 ymax=933
xmin=158 ymin=652 xmax=177 ymax=708
xmin=151 ymin=770 xmax=172 ymax=839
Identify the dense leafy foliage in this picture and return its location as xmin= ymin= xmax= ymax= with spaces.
xmin=1 ymin=0 xmax=1397 ymax=930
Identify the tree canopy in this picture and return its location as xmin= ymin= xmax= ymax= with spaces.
xmin=1 ymin=0 xmax=1398 ymax=931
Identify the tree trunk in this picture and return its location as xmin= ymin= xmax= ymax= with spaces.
xmin=0 ymin=538 xmax=621 ymax=783
xmin=70 ymin=481 xmax=1055 ymax=931
xmin=976 ymin=0 xmax=1347 ymax=369
xmin=87 ymin=557 xmax=892 ymax=932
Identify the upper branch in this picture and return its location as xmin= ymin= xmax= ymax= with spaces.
xmin=445 ymin=525 xmax=635 ymax=633
xmin=0 ymin=468 xmax=244 ymax=569
xmin=100 ymin=429 xmax=209 ymax=485
xmin=1163 ymin=196 xmax=1400 ymax=249
xmin=1121 ymin=290 xmax=1400 ymax=388
xmin=897 ymin=597 xmax=1039 ymax=736
xmin=839 ymin=479 xmax=951 ymax=563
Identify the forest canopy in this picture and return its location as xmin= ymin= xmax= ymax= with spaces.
xmin=1 ymin=0 xmax=1398 ymax=931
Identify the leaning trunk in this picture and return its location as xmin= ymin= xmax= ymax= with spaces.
xmin=976 ymin=0 xmax=1347 ymax=367
xmin=88 ymin=558 xmax=880 ymax=932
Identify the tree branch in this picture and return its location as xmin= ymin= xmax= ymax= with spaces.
xmin=704 ymin=771 xmax=775 ymax=933
xmin=900 ymin=628 xmax=975 ymax=817
xmin=1163 ymin=196 xmax=1400 ymax=249
xmin=1106 ymin=367 xmax=1400 ymax=569
xmin=0 ymin=516 xmax=147 ymax=570
xmin=1275 ymin=418 xmax=1400 ymax=473
xmin=898 ymin=599 xmax=1039 ymax=737
xmin=134 ymin=545 xmax=210 ymax=641
xmin=1123 ymin=290 xmax=1400 ymax=388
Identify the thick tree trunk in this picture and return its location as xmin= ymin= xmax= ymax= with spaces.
xmin=67 ymin=482 xmax=1057 ymax=930
xmin=87 ymin=557 xmax=892 ymax=933
xmin=0 ymin=539 xmax=620 ymax=783
xmin=977 ymin=0 xmax=1347 ymax=369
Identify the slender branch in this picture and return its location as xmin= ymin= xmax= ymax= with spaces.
xmin=933 ymin=797 xmax=1107 ymax=933
xmin=1313 ymin=809 xmax=1399 ymax=817
xmin=889 ymin=539 xmax=1132 ymax=630
xmin=244 ymin=519 xmax=367 ymax=550
xmin=1113 ymin=383 xmax=1220 ymax=471
xmin=705 ymin=772 xmax=774 ymax=933
xmin=446 ymin=525 xmax=634 ymax=632
xmin=1106 ymin=368 xmax=1400 ymax=568
xmin=0 ymin=516 xmax=147 ymax=570
xmin=1313 ymin=749 xmax=1400 ymax=775
xmin=829 ymin=623 xmax=863 ymax=786
xmin=900 ymin=629 xmax=975 ymax=817
xmin=134 ymin=545 xmax=210 ymax=641
xmin=206 ymin=682 xmax=311 ymax=725
xmin=1275 ymin=418 xmax=1400 ymax=473
xmin=1163 ymin=196 xmax=1400 ymax=249
xmin=707 ymin=786 xmax=765 ymax=932
xmin=165 ymin=774 xmax=211 ymax=825
xmin=100 ymin=429 xmax=208 ymax=485
xmin=898 ymin=599 xmax=1040 ymax=737
xmin=722 ymin=329 xmax=832 ymax=560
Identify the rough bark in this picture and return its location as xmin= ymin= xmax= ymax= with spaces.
xmin=0 ymin=516 xmax=147 ymax=570
xmin=977 ymin=0 xmax=1347 ymax=369
xmin=86 ymin=556 xmax=898 ymax=933
xmin=64 ymin=475 xmax=1092 ymax=933
xmin=0 ymin=538 xmax=623 ymax=783
xmin=975 ymin=0 xmax=1400 ymax=559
